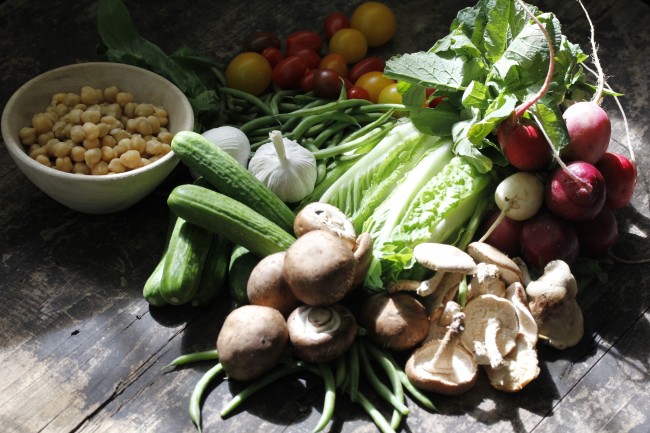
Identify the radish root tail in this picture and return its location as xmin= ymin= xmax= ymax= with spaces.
xmin=576 ymin=0 xmax=606 ymax=104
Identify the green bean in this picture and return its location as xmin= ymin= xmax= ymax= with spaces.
xmin=293 ymin=112 xmax=359 ymax=142
xmin=189 ymin=362 xmax=225 ymax=432
xmin=312 ymin=123 xmax=392 ymax=160
xmin=356 ymin=103 xmax=408 ymax=114
xmin=361 ymin=340 xmax=407 ymax=420
xmin=339 ymin=109 xmax=395 ymax=145
xmin=239 ymin=114 xmax=282 ymax=136
xmin=219 ymin=363 xmax=306 ymax=417
xmin=310 ymin=122 xmax=350 ymax=149
xmin=379 ymin=349 xmax=437 ymax=412
xmin=334 ymin=355 xmax=347 ymax=388
xmin=280 ymin=99 xmax=331 ymax=131
xmin=219 ymin=87 xmax=273 ymax=116
xmin=312 ymin=363 xmax=336 ymax=433
xmin=270 ymin=89 xmax=300 ymax=116
xmin=347 ymin=339 xmax=360 ymax=403
xmin=287 ymin=98 xmax=372 ymax=118
xmin=161 ymin=350 xmax=219 ymax=373
xmin=355 ymin=391 xmax=397 ymax=433
xmin=358 ymin=341 xmax=410 ymax=416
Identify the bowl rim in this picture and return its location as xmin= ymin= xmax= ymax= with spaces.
xmin=1 ymin=61 xmax=193 ymax=183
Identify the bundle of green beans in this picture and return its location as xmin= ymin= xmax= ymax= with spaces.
xmin=163 ymin=336 xmax=436 ymax=433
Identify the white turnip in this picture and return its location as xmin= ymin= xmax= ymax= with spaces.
xmin=545 ymin=161 xmax=606 ymax=222
xmin=519 ymin=211 xmax=579 ymax=271
xmin=595 ymin=151 xmax=637 ymax=209
xmin=575 ymin=206 xmax=618 ymax=258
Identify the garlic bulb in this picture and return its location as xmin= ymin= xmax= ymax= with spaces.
xmin=248 ymin=130 xmax=317 ymax=203
xmin=201 ymin=126 xmax=251 ymax=167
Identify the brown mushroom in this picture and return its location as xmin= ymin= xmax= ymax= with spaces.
xmin=405 ymin=313 xmax=478 ymax=395
xmin=467 ymin=241 xmax=522 ymax=286
xmin=525 ymin=260 xmax=584 ymax=349
xmin=287 ymin=304 xmax=357 ymax=363
xmin=246 ymin=251 xmax=301 ymax=317
xmin=283 ymin=229 xmax=357 ymax=306
xmin=484 ymin=334 xmax=540 ymax=393
xmin=293 ymin=202 xmax=356 ymax=249
xmin=506 ymin=282 xmax=538 ymax=346
xmin=358 ymin=292 xmax=430 ymax=352
xmin=461 ymin=294 xmax=519 ymax=368
xmin=216 ymin=305 xmax=289 ymax=381
xmin=468 ymin=262 xmax=506 ymax=299
xmin=352 ymin=232 xmax=373 ymax=288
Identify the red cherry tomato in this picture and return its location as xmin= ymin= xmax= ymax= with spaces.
xmin=286 ymin=30 xmax=323 ymax=54
xmin=347 ymin=85 xmax=370 ymax=100
xmin=319 ymin=53 xmax=348 ymax=77
xmin=300 ymin=69 xmax=315 ymax=93
xmin=261 ymin=46 xmax=285 ymax=68
xmin=312 ymin=68 xmax=344 ymax=99
xmin=243 ymin=31 xmax=281 ymax=53
xmin=286 ymin=46 xmax=321 ymax=69
xmin=349 ymin=56 xmax=385 ymax=84
xmin=272 ymin=55 xmax=309 ymax=89
xmin=324 ymin=12 xmax=351 ymax=40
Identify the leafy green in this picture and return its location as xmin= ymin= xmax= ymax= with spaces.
xmin=384 ymin=0 xmax=589 ymax=172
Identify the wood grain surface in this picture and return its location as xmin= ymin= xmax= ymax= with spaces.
xmin=0 ymin=1 xmax=648 ymax=432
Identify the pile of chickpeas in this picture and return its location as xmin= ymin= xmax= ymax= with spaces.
xmin=19 ymin=85 xmax=174 ymax=175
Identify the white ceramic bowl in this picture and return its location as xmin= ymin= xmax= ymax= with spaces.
xmin=1 ymin=62 xmax=194 ymax=214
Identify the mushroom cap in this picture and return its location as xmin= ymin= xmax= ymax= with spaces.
xmin=526 ymin=260 xmax=583 ymax=349
xmin=358 ymin=292 xmax=430 ymax=351
xmin=413 ymin=243 xmax=477 ymax=274
xmin=461 ymin=294 xmax=519 ymax=366
xmin=287 ymin=304 xmax=357 ymax=363
xmin=484 ymin=334 xmax=540 ymax=392
xmin=284 ymin=230 xmax=357 ymax=306
xmin=467 ymin=242 xmax=523 ymax=285
xmin=216 ymin=305 xmax=289 ymax=382
xmin=293 ymin=202 xmax=356 ymax=248
xmin=405 ymin=330 xmax=478 ymax=395
xmin=247 ymin=251 xmax=301 ymax=317
xmin=506 ymin=282 xmax=538 ymax=346
xmin=351 ymin=232 xmax=373 ymax=287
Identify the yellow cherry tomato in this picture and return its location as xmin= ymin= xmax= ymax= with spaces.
xmin=378 ymin=83 xmax=405 ymax=117
xmin=355 ymin=71 xmax=394 ymax=103
xmin=225 ymin=52 xmax=272 ymax=96
xmin=328 ymin=28 xmax=368 ymax=64
xmin=350 ymin=2 xmax=397 ymax=47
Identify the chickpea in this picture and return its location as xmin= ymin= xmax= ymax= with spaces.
xmin=35 ymin=154 xmax=52 ymax=167
xmin=83 ymin=137 xmax=100 ymax=149
xmin=97 ymin=122 xmax=111 ymax=138
xmin=53 ymin=103 xmax=69 ymax=118
xmin=111 ymin=128 xmax=131 ymax=142
xmin=90 ymin=160 xmax=109 ymax=175
xmin=70 ymin=124 xmax=85 ymax=143
xmin=157 ymin=130 xmax=173 ymax=145
xmin=53 ymin=140 xmax=73 ymax=158
xmin=101 ymin=145 xmax=116 ymax=162
xmin=120 ymin=149 xmax=142 ymax=169
xmin=67 ymin=108 xmax=83 ymax=125
xmin=73 ymin=162 xmax=91 ymax=175
xmin=80 ymin=109 xmax=101 ymax=124
xmin=51 ymin=93 xmax=66 ymax=105
xmin=114 ymin=138 xmax=131 ymax=156
xmin=115 ymin=91 xmax=134 ymax=107
xmin=145 ymin=139 xmax=163 ymax=155
xmin=38 ymin=132 xmax=55 ymax=146
xmin=63 ymin=93 xmax=81 ymax=107
xmin=135 ymin=103 xmax=155 ymax=117
xmin=70 ymin=145 xmax=86 ymax=162
xmin=125 ymin=118 xmax=138 ymax=133
xmin=32 ymin=113 xmax=54 ymax=134
xmin=55 ymin=156 xmax=73 ymax=172
xmin=19 ymin=127 xmax=37 ymax=145
xmin=100 ymin=115 xmax=121 ymax=129
xmin=161 ymin=143 xmax=172 ymax=155
xmin=135 ymin=117 xmax=153 ymax=136
xmin=153 ymin=107 xmax=169 ymax=127
xmin=131 ymin=134 xmax=146 ymax=153
xmin=108 ymin=158 xmax=126 ymax=173
xmin=103 ymin=86 xmax=119 ymax=102
xmin=101 ymin=103 xmax=122 ymax=119
xmin=141 ymin=158 xmax=151 ymax=167
xmin=80 ymin=86 xmax=101 ymax=105
xmin=28 ymin=144 xmax=47 ymax=159
xmin=84 ymin=148 xmax=102 ymax=166
xmin=146 ymin=115 xmax=161 ymax=134
xmin=52 ymin=119 xmax=67 ymax=139
xmin=123 ymin=102 xmax=137 ymax=118
xmin=101 ymin=135 xmax=117 ymax=148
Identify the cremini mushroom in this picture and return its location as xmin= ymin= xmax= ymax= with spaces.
xmin=405 ymin=313 xmax=478 ymax=395
xmin=293 ymin=202 xmax=356 ymax=249
xmin=246 ymin=251 xmax=301 ymax=317
xmin=287 ymin=304 xmax=357 ymax=363
xmin=525 ymin=260 xmax=584 ymax=349
xmin=216 ymin=305 xmax=289 ymax=381
xmin=467 ymin=241 xmax=522 ymax=286
xmin=358 ymin=292 xmax=430 ymax=352
xmin=284 ymin=229 xmax=357 ymax=306
xmin=352 ymin=232 xmax=373 ymax=288
xmin=461 ymin=294 xmax=519 ymax=368
xmin=484 ymin=334 xmax=540 ymax=393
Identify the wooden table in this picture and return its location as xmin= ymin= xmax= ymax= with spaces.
xmin=1 ymin=1 xmax=649 ymax=432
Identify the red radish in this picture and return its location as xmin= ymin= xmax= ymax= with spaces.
xmin=497 ymin=119 xmax=553 ymax=171
xmin=595 ymin=151 xmax=637 ymax=209
xmin=561 ymin=102 xmax=611 ymax=164
xmin=519 ymin=210 xmax=580 ymax=270
xmin=478 ymin=210 xmax=524 ymax=257
xmin=545 ymin=161 xmax=606 ymax=222
xmin=575 ymin=206 xmax=618 ymax=258
xmin=497 ymin=0 xmax=555 ymax=170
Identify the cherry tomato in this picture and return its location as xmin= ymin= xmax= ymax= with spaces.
xmin=324 ymin=12 xmax=351 ymax=40
xmin=300 ymin=69 xmax=315 ymax=93
xmin=261 ymin=46 xmax=285 ymax=68
xmin=349 ymin=56 xmax=385 ymax=84
xmin=243 ymin=31 xmax=281 ymax=53
xmin=328 ymin=28 xmax=368 ymax=64
xmin=286 ymin=46 xmax=321 ymax=69
xmin=350 ymin=2 xmax=397 ymax=47
xmin=378 ymin=83 xmax=402 ymax=105
xmin=272 ymin=55 xmax=309 ymax=89
xmin=319 ymin=53 xmax=348 ymax=77
xmin=355 ymin=71 xmax=394 ymax=103
xmin=225 ymin=52 xmax=272 ymax=96
xmin=286 ymin=30 xmax=323 ymax=53
xmin=312 ymin=68 xmax=344 ymax=99
xmin=347 ymin=85 xmax=370 ymax=100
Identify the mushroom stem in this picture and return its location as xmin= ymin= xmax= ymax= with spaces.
xmin=423 ymin=313 xmax=465 ymax=375
xmin=483 ymin=318 xmax=505 ymax=369
xmin=270 ymin=130 xmax=287 ymax=160
xmin=303 ymin=306 xmax=341 ymax=334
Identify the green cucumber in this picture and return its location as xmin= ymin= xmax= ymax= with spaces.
xmin=143 ymin=212 xmax=178 ymax=306
xmin=171 ymin=130 xmax=295 ymax=233
xmin=227 ymin=245 xmax=260 ymax=307
xmin=191 ymin=235 xmax=231 ymax=307
xmin=168 ymin=184 xmax=295 ymax=258
xmin=160 ymin=217 xmax=213 ymax=305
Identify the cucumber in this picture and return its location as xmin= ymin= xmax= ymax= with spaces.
xmin=160 ymin=217 xmax=213 ymax=305
xmin=191 ymin=234 xmax=231 ymax=307
xmin=143 ymin=212 xmax=178 ymax=306
xmin=172 ymin=130 xmax=295 ymax=233
xmin=227 ymin=245 xmax=260 ymax=307
xmin=168 ymin=184 xmax=295 ymax=257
